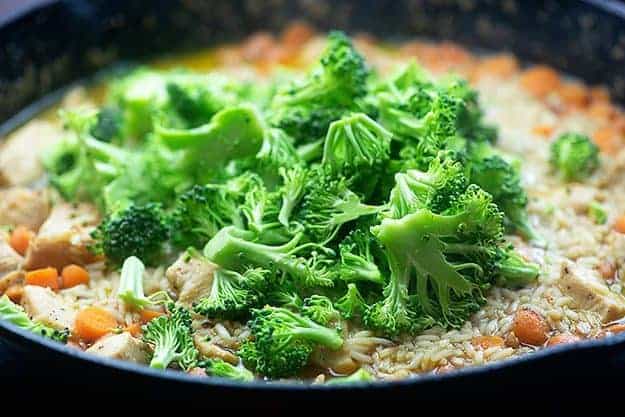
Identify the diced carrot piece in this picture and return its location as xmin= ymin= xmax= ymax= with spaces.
xmin=140 ymin=309 xmax=164 ymax=324
xmin=242 ymin=32 xmax=277 ymax=63
xmin=520 ymin=66 xmax=561 ymax=98
xmin=558 ymin=83 xmax=589 ymax=108
xmin=598 ymin=261 xmax=617 ymax=280
xmin=60 ymin=264 xmax=90 ymax=289
xmin=125 ymin=322 xmax=142 ymax=337
xmin=74 ymin=307 xmax=118 ymax=342
xmin=532 ymin=124 xmax=554 ymax=137
xmin=513 ymin=309 xmax=549 ymax=346
xmin=614 ymin=215 xmax=625 ymax=234
xmin=5 ymin=285 xmax=23 ymax=303
xmin=472 ymin=335 xmax=505 ymax=349
xmin=281 ymin=21 xmax=315 ymax=48
xmin=593 ymin=126 xmax=622 ymax=154
xmin=588 ymin=102 xmax=617 ymax=122
xmin=605 ymin=323 xmax=625 ymax=334
xmin=475 ymin=54 xmax=519 ymax=79
xmin=9 ymin=226 xmax=34 ymax=256
xmin=25 ymin=267 xmax=59 ymax=291
xmin=547 ymin=333 xmax=580 ymax=346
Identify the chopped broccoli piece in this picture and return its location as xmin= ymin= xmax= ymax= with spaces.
xmin=0 ymin=296 xmax=68 ymax=343
xmin=143 ymin=303 xmax=198 ymax=370
xmin=302 ymin=295 xmax=341 ymax=326
xmin=271 ymin=106 xmax=346 ymax=146
xmin=338 ymin=227 xmax=383 ymax=285
xmin=550 ymin=132 xmax=599 ymax=182
xmin=200 ymin=358 xmax=254 ymax=381
xmin=117 ymin=256 xmax=169 ymax=309
xmin=239 ymin=306 xmax=343 ymax=378
xmin=325 ymin=368 xmax=374 ymax=385
xmin=91 ymin=203 xmax=170 ymax=266
xmin=273 ymin=31 xmax=369 ymax=107
xmin=588 ymin=201 xmax=608 ymax=225
xmin=204 ymin=227 xmax=337 ymax=288
xmin=335 ymin=283 xmax=368 ymax=320
xmin=193 ymin=267 xmax=271 ymax=319
xmin=277 ymin=166 xmax=308 ymax=227
xmin=90 ymin=107 xmax=123 ymax=143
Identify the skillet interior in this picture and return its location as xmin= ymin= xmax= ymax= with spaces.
xmin=2 ymin=0 xmax=625 ymax=400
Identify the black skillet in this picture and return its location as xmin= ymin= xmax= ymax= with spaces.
xmin=1 ymin=0 xmax=625 ymax=406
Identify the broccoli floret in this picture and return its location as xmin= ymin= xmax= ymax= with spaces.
xmin=204 ymin=227 xmax=337 ymax=288
xmin=443 ymin=77 xmax=497 ymax=143
xmin=325 ymin=368 xmax=374 ymax=385
xmin=0 ymin=296 xmax=68 ymax=343
xmin=165 ymin=73 xmax=241 ymax=128
xmin=469 ymin=142 xmax=538 ymax=242
xmin=193 ymin=267 xmax=270 ymax=319
xmin=170 ymin=180 xmax=246 ymax=249
xmin=277 ymin=166 xmax=308 ymax=227
xmin=588 ymin=201 xmax=607 ymax=225
xmin=91 ymin=203 xmax=170 ymax=266
xmin=251 ymin=128 xmax=301 ymax=186
xmin=155 ymin=105 xmax=266 ymax=175
xmin=295 ymin=170 xmax=381 ymax=242
xmin=338 ymin=228 xmax=383 ymax=285
xmin=388 ymin=155 xmax=468 ymax=218
xmin=365 ymin=184 xmax=509 ymax=334
xmin=495 ymin=247 xmax=540 ymax=288
xmin=90 ymin=106 xmax=123 ymax=143
xmin=273 ymin=31 xmax=370 ymax=107
xmin=550 ymin=132 xmax=599 ymax=182
xmin=239 ymin=306 xmax=343 ymax=378
xmin=239 ymin=177 xmax=290 ymax=245
xmin=117 ymin=256 xmax=169 ymax=309
xmin=302 ymin=295 xmax=341 ymax=326
xmin=322 ymin=113 xmax=392 ymax=178
xmin=200 ymin=358 xmax=254 ymax=382
xmin=271 ymin=106 xmax=346 ymax=145
xmin=335 ymin=283 xmax=368 ymax=320
xmin=142 ymin=303 xmax=198 ymax=370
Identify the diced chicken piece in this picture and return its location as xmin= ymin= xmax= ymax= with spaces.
xmin=166 ymin=252 xmax=217 ymax=305
xmin=0 ymin=120 xmax=63 ymax=186
xmin=86 ymin=332 xmax=149 ymax=363
xmin=21 ymin=285 xmax=75 ymax=331
xmin=558 ymin=262 xmax=625 ymax=322
xmin=0 ymin=232 xmax=24 ymax=293
xmin=0 ymin=188 xmax=51 ymax=231
xmin=24 ymin=203 xmax=100 ymax=270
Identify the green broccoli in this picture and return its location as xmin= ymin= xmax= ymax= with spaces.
xmin=338 ymin=227 xmax=383 ymax=285
xmin=193 ymin=267 xmax=271 ymax=319
xmin=117 ymin=256 xmax=169 ymax=309
xmin=271 ymin=106 xmax=346 ymax=146
xmin=277 ymin=166 xmax=308 ymax=227
xmin=142 ymin=302 xmax=198 ymax=370
xmin=325 ymin=368 xmax=374 ymax=385
xmin=204 ymin=227 xmax=337 ymax=288
xmin=239 ymin=306 xmax=343 ymax=378
xmin=550 ymin=132 xmax=599 ymax=182
xmin=273 ymin=31 xmax=370 ymax=107
xmin=322 ymin=113 xmax=392 ymax=178
xmin=90 ymin=106 xmax=123 ymax=143
xmin=335 ymin=283 xmax=368 ymax=320
xmin=302 ymin=295 xmax=341 ymax=326
xmin=588 ymin=201 xmax=608 ymax=225
xmin=200 ymin=358 xmax=254 ymax=382
xmin=91 ymin=203 xmax=170 ymax=266
xmin=0 ymin=296 xmax=68 ymax=343
xmin=295 ymin=170 xmax=381 ymax=242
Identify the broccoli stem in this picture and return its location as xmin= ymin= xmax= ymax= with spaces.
xmin=496 ymin=252 xmax=540 ymax=287
xmin=296 ymin=138 xmax=324 ymax=162
xmin=149 ymin=330 xmax=178 ymax=369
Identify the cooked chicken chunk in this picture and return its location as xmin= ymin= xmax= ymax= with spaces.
xmin=0 ymin=120 xmax=63 ymax=186
xmin=558 ymin=262 xmax=625 ymax=322
xmin=0 ymin=188 xmax=51 ymax=231
xmin=24 ymin=203 xmax=100 ymax=270
xmin=0 ymin=232 xmax=24 ymax=293
xmin=86 ymin=332 xmax=149 ymax=363
xmin=166 ymin=252 xmax=217 ymax=305
xmin=21 ymin=285 xmax=75 ymax=331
